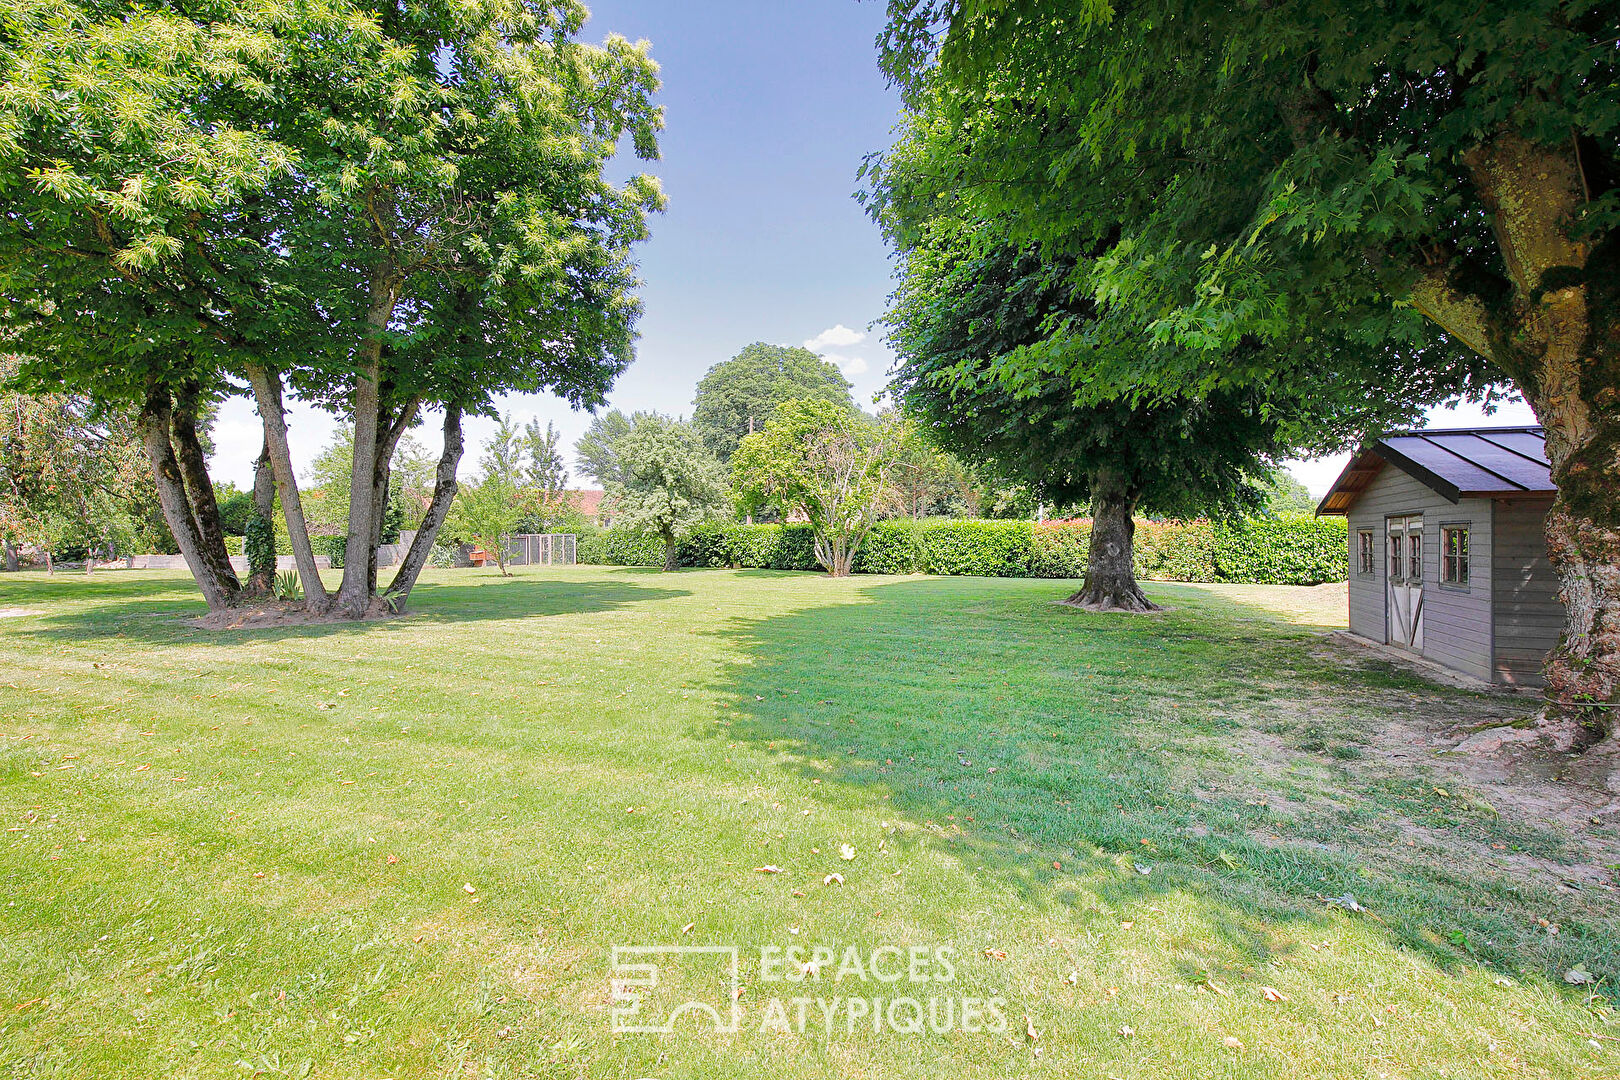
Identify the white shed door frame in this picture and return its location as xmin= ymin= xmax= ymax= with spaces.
xmin=1386 ymin=514 xmax=1424 ymax=652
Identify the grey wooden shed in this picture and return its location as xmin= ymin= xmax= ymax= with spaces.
xmin=1317 ymin=427 xmax=1561 ymax=686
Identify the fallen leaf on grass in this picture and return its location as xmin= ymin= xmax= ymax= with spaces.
xmin=1063 ymin=971 xmax=1079 ymax=986
xmin=1204 ymin=978 xmax=1229 ymax=997
xmin=1261 ymin=986 xmax=1289 ymax=1002
xmin=463 ymin=883 xmax=477 ymax=894
xmin=839 ymin=844 xmax=856 ymax=860
xmin=754 ymin=865 xmax=784 ymax=874
xmin=385 ymin=854 xmax=398 ymax=865
xmin=1222 ymin=1036 xmax=1243 ymax=1049
xmin=984 ymin=948 xmax=1008 ymax=961
xmin=681 ymin=922 xmax=694 ymax=935
xmin=1118 ymin=1025 xmax=1135 ymax=1038
xmin=1023 ymin=1015 xmax=1039 ymax=1042
xmin=824 ymin=873 xmax=844 ymax=885
xmin=1565 ymin=966 xmax=1595 ymax=985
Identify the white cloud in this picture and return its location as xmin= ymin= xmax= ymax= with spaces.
xmin=804 ymin=324 xmax=866 ymax=352
xmin=822 ymin=353 xmax=868 ymax=377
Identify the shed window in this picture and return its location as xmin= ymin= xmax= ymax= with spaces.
xmin=1357 ymin=530 xmax=1374 ymax=575
xmin=1442 ymin=526 xmax=1470 ymax=586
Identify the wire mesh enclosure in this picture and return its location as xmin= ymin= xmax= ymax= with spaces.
xmin=505 ymin=534 xmax=578 ymax=566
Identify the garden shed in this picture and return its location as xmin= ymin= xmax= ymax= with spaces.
xmin=1317 ymin=427 xmax=1561 ymax=686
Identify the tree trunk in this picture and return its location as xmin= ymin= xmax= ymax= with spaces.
xmin=44 ymin=549 xmax=52 ymax=575
xmin=662 ymin=533 xmax=680 ymax=572
xmin=365 ymin=398 xmax=418 ymax=596
xmin=386 ymin=404 xmax=463 ymax=610
xmin=248 ymin=439 xmax=277 ymax=594
xmin=1065 ymin=469 xmax=1158 ymax=612
xmin=245 ymin=363 xmax=328 ymax=611
xmin=1442 ymin=132 xmax=1619 ymax=747
xmin=169 ymin=380 xmax=241 ymax=596
xmin=3 ymin=538 xmax=17 ymax=572
xmin=136 ymin=387 xmax=238 ymax=611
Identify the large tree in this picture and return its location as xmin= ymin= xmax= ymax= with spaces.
xmin=0 ymin=0 xmax=662 ymax=619
xmin=691 ymin=343 xmax=855 ymax=464
xmin=872 ymin=1 xmax=1619 ymax=741
xmin=883 ymin=227 xmax=1439 ymax=609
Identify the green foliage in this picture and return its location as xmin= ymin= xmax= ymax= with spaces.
xmin=214 ymin=484 xmax=255 ymax=536
xmin=312 ymin=535 xmax=346 ymax=570
xmin=1210 ymin=516 xmax=1349 ymax=586
xmin=574 ymin=409 xmax=648 ymax=488
xmin=1263 ymin=472 xmax=1320 ymax=516
xmin=272 ymin=570 xmax=302 ymax=601
xmin=243 ymin=514 xmax=276 ymax=580
xmin=692 ymin=343 xmax=855 ymax=464
xmin=607 ymin=415 xmax=729 ymax=566
xmin=732 ymin=399 xmax=893 ymax=575
xmin=586 ymin=516 xmax=1346 ymax=584
xmin=446 ymin=478 xmax=524 ymax=575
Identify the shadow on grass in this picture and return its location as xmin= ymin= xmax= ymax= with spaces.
xmin=1 ymin=570 xmax=689 ymax=646
xmin=705 ymin=574 xmax=1617 ymax=993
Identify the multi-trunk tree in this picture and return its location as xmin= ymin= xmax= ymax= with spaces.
xmin=873 ymin=0 xmax=1617 ymax=741
xmin=0 ymin=0 xmax=663 ymax=618
xmin=732 ymin=399 xmax=895 ymax=577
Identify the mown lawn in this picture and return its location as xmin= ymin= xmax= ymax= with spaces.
xmin=1 ymin=566 xmax=1616 ymax=1078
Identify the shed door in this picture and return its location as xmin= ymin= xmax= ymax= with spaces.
xmin=1386 ymin=515 xmax=1424 ymax=651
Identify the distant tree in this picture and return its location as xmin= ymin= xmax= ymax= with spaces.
xmin=576 ymin=410 xmax=641 ymax=487
xmin=522 ymin=419 xmax=571 ymax=531
xmin=692 ymin=343 xmax=854 ymax=464
xmin=1264 ymin=472 xmax=1319 ymax=517
xmin=446 ymin=477 xmax=524 ymax=576
xmin=882 ymin=414 xmax=978 ymax=519
xmin=608 ymin=415 xmax=728 ymax=571
xmin=214 ymin=484 xmax=255 ymax=537
xmin=1 ymin=365 xmax=153 ymax=572
xmin=733 ymin=399 xmax=895 ymax=577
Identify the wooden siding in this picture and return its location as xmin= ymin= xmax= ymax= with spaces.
xmin=1491 ymin=498 xmax=1560 ymax=686
xmin=1344 ymin=466 xmax=1495 ymax=682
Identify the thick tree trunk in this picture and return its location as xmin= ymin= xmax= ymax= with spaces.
xmin=336 ymin=264 xmax=401 ymax=618
xmin=245 ymin=363 xmax=328 ymax=611
xmin=136 ymin=388 xmax=239 ymax=611
xmin=1452 ymin=132 xmax=1619 ymax=747
xmin=248 ymin=439 xmax=277 ymax=594
xmin=1066 ymin=470 xmax=1158 ymax=612
xmin=169 ymin=381 xmax=240 ymax=596
xmin=386 ymin=405 xmax=463 ymax=610
xmin=662 ymin=533 xmax=680 ymax=572
xmin=3 ymin=538 xmax=17 ymax=572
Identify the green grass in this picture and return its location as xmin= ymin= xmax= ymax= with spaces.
xmin=1 ymin=566 xmax=1616 ymax=1078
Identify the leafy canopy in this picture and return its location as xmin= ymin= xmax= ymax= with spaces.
xmin=692 ymin=343 xmax=855 ymax=464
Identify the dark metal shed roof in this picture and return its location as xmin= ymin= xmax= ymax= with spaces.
xmin=1317 ymin=427 xmax=1554 ymax=515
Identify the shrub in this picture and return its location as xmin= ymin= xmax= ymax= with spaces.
xmin=1135 ymin=519 xmax=1218 ymax=581
xmin=312 ymin=535 xmax=346 ymax=570
xmin=581 ymin=514 xmax=1347 ymax=584
xmin=1211 ymin=514 xmax=1348 ymax=585
xmin=1030 ymin=520 xmax=1091 ymax=578
xmin=428 ymin=544 xmax=459 ymax=569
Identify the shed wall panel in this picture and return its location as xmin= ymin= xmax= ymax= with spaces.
xmin=1491 ymin=499 xmax=1560 ymax=686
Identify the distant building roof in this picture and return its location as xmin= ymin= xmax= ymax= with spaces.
xmin=566 ymin=489 xmax=605 ymax=517
xmin=1317 ymin=426 xmax=1554 ymax=515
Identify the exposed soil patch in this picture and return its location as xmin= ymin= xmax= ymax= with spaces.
xmin=0 ymin=607 xmax=45 ymax=619
xmin=1211 ymin=650 xmax=1620 ymax=897
xmin=186 ymin=600 xmax=402 ymax=631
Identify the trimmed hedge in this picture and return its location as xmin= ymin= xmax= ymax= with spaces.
xmin=584 ymin=515 xmax=1346 ymax=585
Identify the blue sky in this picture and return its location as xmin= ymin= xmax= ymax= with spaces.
xmin=205 ymin=0 xmax=1534 ymax=497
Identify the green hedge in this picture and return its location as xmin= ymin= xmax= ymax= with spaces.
xmin=583 ymin=515 xmax=1347 ymax=585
